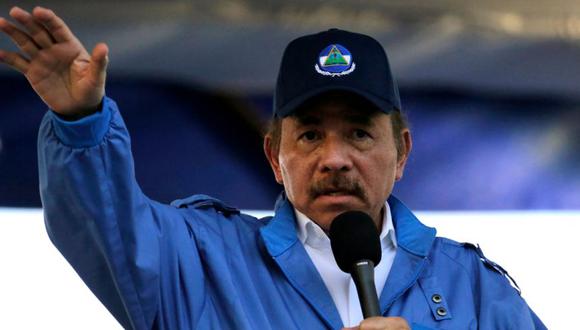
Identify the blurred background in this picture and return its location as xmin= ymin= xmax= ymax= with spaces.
xmin=1 ymin=1 xmax=580 ymax=329
xmin=1 ymin=0 xmax=580 ymax=210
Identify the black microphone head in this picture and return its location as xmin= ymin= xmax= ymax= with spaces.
xmin=329 ymin=210 xmax=381 ymax=273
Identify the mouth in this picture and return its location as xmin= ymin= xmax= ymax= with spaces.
xmin=313 ymin=193 xmax=362 ymax=213
xmin=316 ymin=190 xmax=360 ymax=202
xmin=323 ymin=190 xmax=350 ymax=196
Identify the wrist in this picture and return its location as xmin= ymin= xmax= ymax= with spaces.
xmin=54 ymin=98 xmax=104 ymax=121
xmin=56 ymin=99 xmax=103 ymax=121
xmin=49 ymin=96 xmax=113 ymax=148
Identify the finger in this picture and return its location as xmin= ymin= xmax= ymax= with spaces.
xmin=0 ymin=17 xmax=40 ymax=57
xmin=89 ymin=43 xmax=109 ymax=85
xmin=0 ymin=50 xmax=30 ymax=73
xmin=32 ymin=6 xmax=75 ymax=43
xmin=9 ymin=6 xmax=54 ymax=48
xmin=358 ymin=316 xmax=410 ymax=330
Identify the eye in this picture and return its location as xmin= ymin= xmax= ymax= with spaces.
xmin=352 ymin=129 xmax=371 ymax=140
xmin=299 ymin=130 xmax=319 ymax=142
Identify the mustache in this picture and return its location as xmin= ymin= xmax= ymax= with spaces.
xmin=309 ymin=174 xmax=367 ymax=200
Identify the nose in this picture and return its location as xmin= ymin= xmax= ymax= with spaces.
xmin=318 ymin=138 xmax=353 ymax=173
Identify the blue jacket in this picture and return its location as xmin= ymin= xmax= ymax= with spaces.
xmin=38 ymin=97 xmax=546 ymax=329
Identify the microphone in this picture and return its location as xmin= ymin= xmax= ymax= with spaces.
xmin=329 ymin=211 xmax=382 ymax=318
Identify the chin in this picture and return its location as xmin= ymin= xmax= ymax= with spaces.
xmin=296 ymin=196 xmax=368 ymax=229
xmin=309 ymin=205 xmax=365 ymax=231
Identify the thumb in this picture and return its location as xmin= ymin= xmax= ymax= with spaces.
xmin=89 ymin=42 xmax=109 ymax=87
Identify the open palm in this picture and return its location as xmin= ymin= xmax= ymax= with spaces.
xmin=0 ymin=6 xmax=108 ymax=117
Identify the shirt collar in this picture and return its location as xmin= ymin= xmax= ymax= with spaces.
xmin=295 ymin=203 xmax=397 ymax=251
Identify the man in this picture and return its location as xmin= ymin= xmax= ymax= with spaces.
xmin=0 ymin=6 xmax=546 ymax=330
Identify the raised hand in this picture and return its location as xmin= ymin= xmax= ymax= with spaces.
xmin=0 ymin=6 xmax=108 ymax=117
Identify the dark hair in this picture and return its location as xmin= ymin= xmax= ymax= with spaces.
xmin=266 ymin=110 xmax=409 ymax=159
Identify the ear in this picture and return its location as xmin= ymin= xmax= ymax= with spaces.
xmin=263 ymin=134 xmax=284 ymax=185
xmin=395 ymin=128 xmax=412 ymax=181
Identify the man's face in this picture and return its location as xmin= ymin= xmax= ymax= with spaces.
xmin=265 ymin=95 xmax=411 ymax=231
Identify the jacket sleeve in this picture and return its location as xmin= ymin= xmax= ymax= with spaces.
xmin=38 ymin=97 xmax=206 ymax=329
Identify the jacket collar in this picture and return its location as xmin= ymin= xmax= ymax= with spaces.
xmin=259 ymin=193 xmax=299 ymax=257
xmin=387 ymin=195 xmax=436 ymax=257
xmin=260 ymin=194 xmax=436 ymax=258
xmin=259 ymin=193 xmax=437 ymax=322
xmin=380 ymin=195 xmax=437 ymax=311
xmin=259 ymin=193 xmax=342 ymax=328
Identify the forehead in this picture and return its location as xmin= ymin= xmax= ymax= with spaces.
xmin=290 ymin=91 xmax=383 ymax=125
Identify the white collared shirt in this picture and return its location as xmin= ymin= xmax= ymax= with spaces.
xmin=295 ymin=204 xmax=397 ymax=327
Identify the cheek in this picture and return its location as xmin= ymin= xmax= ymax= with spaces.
xmin=278 ymin=153 xmax=300 ymax=190
xmin=278 ymin=158 xmax=301 ymax=204
xmin=278 ymin=159 xmax=291 ymax=184
xmin=278 ymin=152 xmax=316 ymax=197
xmin=363 ymin=151 xmax=398 ymax=193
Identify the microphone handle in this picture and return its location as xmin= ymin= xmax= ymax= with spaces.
xmin=351 ymin=260 xmax=381 ymax=318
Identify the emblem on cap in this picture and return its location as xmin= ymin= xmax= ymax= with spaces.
xmin=315 ymin=44 xmax=356 ymax=77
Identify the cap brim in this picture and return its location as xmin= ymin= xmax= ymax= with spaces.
xmin=276 ymin=85 xmax=399 ymax=118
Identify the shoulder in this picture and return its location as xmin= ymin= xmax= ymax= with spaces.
xmin=431 ymin=237 xmax=478 ymax=264
xmin=422 ymin=240 xmax=543 ymax=328
xmin=430 ymin=237 xmax=500 ymax=273
xmin=426 ymin=237 xmax=477 ymax=278
xmin=430 ymin=237 xmax=521 ymax=293
xmin=170 ymin=194 xmax=271 ymax=230
xmin=431 ymin=237 xmax=492 ymax=265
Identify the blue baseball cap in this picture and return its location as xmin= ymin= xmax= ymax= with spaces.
xmin=274 ymin=28 xmax=401 ymax=117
